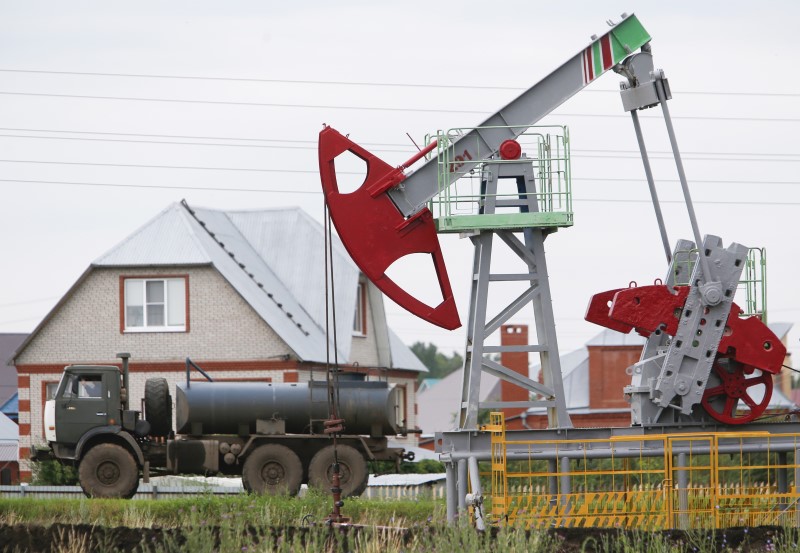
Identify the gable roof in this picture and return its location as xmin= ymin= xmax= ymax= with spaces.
xmin=15 ymin=202 xmax=425 ymax=372
xmin=0 ymin=334 xmax=25 ymax=406
xmin=0 ymin=411 xmax=18 ymax=442
xmin=416 ymin=366 xmax=500 ymax=436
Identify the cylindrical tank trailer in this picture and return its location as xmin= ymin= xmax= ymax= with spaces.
xmin=174 ymin=378 xmax=403 ymax=436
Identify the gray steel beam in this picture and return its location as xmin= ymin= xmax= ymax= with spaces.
xmin=387 ymin=14 xmax=651 ymax=216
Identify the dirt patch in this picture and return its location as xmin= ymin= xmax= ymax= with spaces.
xmin=0 ymin=523 xmax=790 ymax=552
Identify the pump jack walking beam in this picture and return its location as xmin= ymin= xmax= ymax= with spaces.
xmin=318 ymin=14 xmax=651 ymax=329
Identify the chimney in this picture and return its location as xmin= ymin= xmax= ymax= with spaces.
xmin=500 ymin=324 xmax=529 ymax=419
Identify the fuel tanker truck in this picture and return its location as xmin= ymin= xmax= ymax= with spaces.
xmin=36 ymin=354 xmax=412 ymax=498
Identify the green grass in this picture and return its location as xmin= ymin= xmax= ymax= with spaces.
xmin=0 ymin=489 xmax=446 ymax=528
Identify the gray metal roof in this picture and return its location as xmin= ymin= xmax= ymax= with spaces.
xmin=367 ymin=473 xmax=446 ymax=487
xmin=94 ymin=204 xmax=211 ymax=266
xmin=416 ymin=366 xmax=500 ymax=436
xmin=0 ymin=334 xmax=25 ymax=406
xmin=585 ymin=329 xmax=647 ymax=347
xmin=88 ymin=202 xmax=423 ymax=370
xmin=0 ymin=411 xmax=18 ymax=442
xmin=0 ymin=442 xmax=16 ymax=463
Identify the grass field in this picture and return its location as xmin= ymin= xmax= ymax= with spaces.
xmin=0 ymin=491 xmax=798 ymax=552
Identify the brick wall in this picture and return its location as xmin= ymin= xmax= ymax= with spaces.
xmin=587 ymin=346 xmax=641 ymax=410
xmin=16 ymin=267 xmax=291 ymax=365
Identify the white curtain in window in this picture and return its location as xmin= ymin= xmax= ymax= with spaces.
xmin=125 ymin=279 xmax=144 ymax=327
xmin=167 ymin=279 xmax=186 ymax=326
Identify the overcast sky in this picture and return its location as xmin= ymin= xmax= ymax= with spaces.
xmin=2 ymin=1 xmax=799 ymax=365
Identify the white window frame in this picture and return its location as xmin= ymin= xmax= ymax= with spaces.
xmin=123 ymin=277 xmax=187 ymax=333
xmin=353 ymin=282 xmax=367 ymax=336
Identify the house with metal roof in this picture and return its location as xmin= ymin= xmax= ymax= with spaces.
xmin=11 ymin=201 xmax=426 ymax=481
xmin=0 ymin=334 xmax=25 ymax=408
xmin=0 ymin=411 xmax=18 ymax=484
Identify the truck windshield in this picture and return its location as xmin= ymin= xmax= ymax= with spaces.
xmin=61 ymin=374 xmax=103 ymax=399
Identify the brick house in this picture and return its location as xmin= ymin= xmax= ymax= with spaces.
xmin=12 ymin=202 xmax=426 ymax=481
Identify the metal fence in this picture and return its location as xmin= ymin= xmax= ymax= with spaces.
xmin=0 ymin=484 xmax=241 ymax=500
xmin=0 ymin=482 xmax=445 ymax=501
xmin=487 ymin=414 xmax=800 ymax=530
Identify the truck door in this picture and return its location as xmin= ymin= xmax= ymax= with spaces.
xmin=55 ymin=372 xmax=111 ymax=444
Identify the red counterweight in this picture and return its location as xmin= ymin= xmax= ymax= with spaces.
xmin=318 ymin=126 xmax=461 ymax=330
xmin=586 ymin=283 xmax=786 ymax=424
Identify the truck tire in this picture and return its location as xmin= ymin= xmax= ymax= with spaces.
xmin=242 ymin=444 xmax=302 ymax=496
xmin=145 ymin=377 xmax=172 ymax=437
xmin=308 ymin=444 xmax=369 ymax=497
xmin=79 ymin=443 xmax=139 ymax=499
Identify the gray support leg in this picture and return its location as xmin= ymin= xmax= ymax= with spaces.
xmin=559 ymin=456 xmax=571 ymax=515
xmin=527 ymin=228 xmax=571 ymax=428
xmin=468 ymin=456 xmax=485 ymax=530
xmin=630 ymin=110 xmax=671 ymax=264
xmin=459 ymin=232 xmax=493 ymax=430
xmin=795 ymin=447 xmax=800 ymax=526
xmin=446 ymin=462 xmax=457 ymax=524
xmin=677 ymin=452 xmax=689 ymax=530
xmin=458 ymin=458 xmax=468 ymax=515
xmin=548 ymin=458 xmax=558 ymax=506
xmin=655 ymin=74 xmax=714 ymax=290
xmin=778 ymin=452 xmax=788 ymax=511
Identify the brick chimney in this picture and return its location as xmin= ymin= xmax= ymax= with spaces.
xmin=500 ymin=324 xmax=529 ymax=418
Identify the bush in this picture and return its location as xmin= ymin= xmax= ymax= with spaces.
xmin=31 ymin=459 xmax=79 ymax=485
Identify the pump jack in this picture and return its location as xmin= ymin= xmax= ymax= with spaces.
xmin=319 ymin=12 xmax=783 ymax=430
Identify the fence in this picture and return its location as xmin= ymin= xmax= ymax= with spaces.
xmin=1 ymin=481 xmax=445 ymax=501
xmin=486 ymin=414 xmax=800 ymax=530
xmin=0 ymin=484 xmax=241 ymax=500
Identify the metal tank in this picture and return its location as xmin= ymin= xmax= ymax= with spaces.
xmin=175 ymin=377 xmax=402 ymax=436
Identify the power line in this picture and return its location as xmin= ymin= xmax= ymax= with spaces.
xmin=0 ymin=152 xmax=798 ymax=175
xmin=0 ymin=128 xmax=798 ymax=162
xmin=0 ymin=296 xmax=59 ymax=309
xmin=0 ymin=178 xmax=321 ymax=194
xmin=1 ymin=68 xmax=798 ymax=98
xmin=4 ymin=177 xmax=800 ymax=205
xmin=1 ymin=90 xmax=799 ymax=123
xmin=2 ymin=127 xmax=800 ymax=160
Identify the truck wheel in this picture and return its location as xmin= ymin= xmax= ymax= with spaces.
xmin=79 ymin=443 xmax=139 ymax=499
xmin=308 ymin=444 xmax=369 ymax=497
xmin=242 ymin=444 xmax=302 ymax=496
xmin=145 ymin=377 xmax=172 ymax=437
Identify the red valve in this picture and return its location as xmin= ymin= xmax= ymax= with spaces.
xmin=499 ymin=140 xmax=522 ymax=160
xmin=318 ymin=126 xmax=461 ymax=330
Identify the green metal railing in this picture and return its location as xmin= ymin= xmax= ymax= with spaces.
xmin=672 ymin=247 xmax=767 ymax=322
xmin=425 ymin=125 xmax=572 ymax=233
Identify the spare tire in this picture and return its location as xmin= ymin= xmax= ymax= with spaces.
xmin=145 ymin=377 xmax=172 ymax=437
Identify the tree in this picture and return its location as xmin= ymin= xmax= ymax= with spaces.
xmin=410 ymin=342 xmax=463 ymax=382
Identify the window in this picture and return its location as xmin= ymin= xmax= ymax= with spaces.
xmin=45 ymin=382 xmax=59 ymax=401
xmin=123 ymin=277 xmax=187 ymax=332
xmin=353 ymin=282 xmax=367 ymax=335
xmin=60 ymin=374 xmax=103 ymax=399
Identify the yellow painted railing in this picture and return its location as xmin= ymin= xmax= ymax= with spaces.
xmin=487 ymin=415 xmax=800 ymax=529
